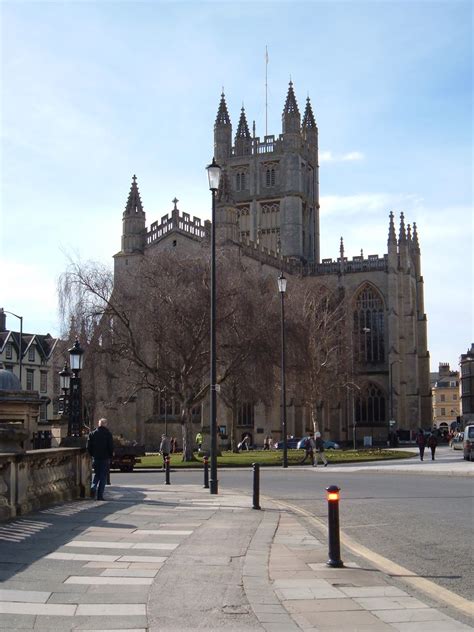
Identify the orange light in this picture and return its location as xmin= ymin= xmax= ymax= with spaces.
xmin=327 ymin=492 xmax=339 ymax=501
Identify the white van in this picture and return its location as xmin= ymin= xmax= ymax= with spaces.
xmin=463 ymin=425 xmax=474 ymax=461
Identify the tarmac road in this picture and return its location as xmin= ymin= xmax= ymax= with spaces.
xmin=116 ymin=446 xmax=473 ymax=605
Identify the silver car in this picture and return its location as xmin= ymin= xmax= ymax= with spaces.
xmin=450 ymin=432 xmax=464 ymax=451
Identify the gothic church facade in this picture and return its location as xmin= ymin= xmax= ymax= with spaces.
xmin=110 ymin=82 xmax=431 ymax=448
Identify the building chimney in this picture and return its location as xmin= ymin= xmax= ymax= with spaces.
xmin=0 ymin=308 xmax=6 ymax=332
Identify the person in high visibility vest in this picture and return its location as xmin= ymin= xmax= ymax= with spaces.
xmin=195 ymin=432 xmax=203 ymax=451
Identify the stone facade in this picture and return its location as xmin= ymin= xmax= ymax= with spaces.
xmin=460 ymin=343 xmax=474 ymax=423
xmin=431 ymin=363 xmax=460 ymax=431
xmin=99 ymin=82 xmax=432 ymax=448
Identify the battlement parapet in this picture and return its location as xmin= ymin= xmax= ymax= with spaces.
xmin=146 ymin=209 xmax=206 ymax=247
xmin=239 ymin=237 xmax=295 ymax=273
xmin=231 ymin=134 xmax=286 ymax=157
xmin=306 ymin=254 xmax=388 ymax=276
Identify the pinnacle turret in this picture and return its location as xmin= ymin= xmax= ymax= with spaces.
xmin=215 ymin=92 xmax=231 ymax=126
xmin=283 ymin=80 xmax=300 ymax=116
xmin=214 ymin=91 xmax=232 ymax=161
xmin=282 ymin=80 xmax=301 ymax=135
xmin=412 ymin=222 xmax=420 ymax=250
xmin=235 ymin=106 xmax=251 ymax=140
xmin=388 ymin=211 xmax=397 ymax=244
xmin=398 ymin=212 xmax=407 ymax=243
xmin=124 ymin=175 xmax=144 ymax=216
xmin=302 ymin=96 xmax=317 ymax=130
xmin=121 ymin=174 xmax=146 ymax=253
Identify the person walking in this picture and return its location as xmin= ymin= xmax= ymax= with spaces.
xmin=428 ymin=433 xmax=438 ymax=460
xmin=415 ymin=429 xmax=426 ymax=461
xmin=314 ymin=432 xmax=328 ymax=467
xmin=263 ymin=435 xmax=272 ymax=450
xmin=87 ymin=418 xmax=114 ymax=501
xmin=300 ymin=434 xmax=315 ymax=465
xmin=160 ymin=434 xmax=171 ymax=469
xmin=237 ymin=435 xmax=250 ymax=451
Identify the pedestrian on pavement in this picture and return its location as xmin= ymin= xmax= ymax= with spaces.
xmin=300 ymin=434 xmax=315 ymax=465
xmin=313 ymin=432 xmax=328 ymax=467
xmin=87 ymin=418 xmax=114 ymax=501
xmin=160 ymin=434 xmax=171 ymax=469
xmin=263 ymin=435 xmax=272 ymax=450
xmin=428 ymin=433 xmax=438 ymax=460
xmin=195 ymin=432 xmax=203 ymax=452
xmin=415 ymin=428 xmax=426 ymax=461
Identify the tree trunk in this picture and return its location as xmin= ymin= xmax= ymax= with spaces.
xmin=231 ymin=401 xmax=239 ymax=452
xmin=311 ymin=404 xmax=319 ymax=434
xmin=181 ymin=408 xmax=195 ymax=461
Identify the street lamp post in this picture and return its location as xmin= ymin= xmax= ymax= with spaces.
xmin=389 ymin=359 xmax=402 ymax=444
xmin=67 ymin=339 xmax=85 ymax=437
xmin=278 ymin=272 xmax=288 ymax=468
xmin=206 ymin=157 xmax=222 ymax=495
xmin=4 ymin=310 xmax=23 ymax=384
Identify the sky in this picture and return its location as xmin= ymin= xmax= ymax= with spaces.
xmin=1 ymin=0 xmax=472 ymax=372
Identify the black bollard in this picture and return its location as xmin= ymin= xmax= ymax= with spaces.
xmin=165 ymin=456 xmax=171 ymax=485
xmin=252 ymin=463 xmax=261 ymax=510
xmin=203 ymin=456 xmax=209 ymax=489
xmin=326 ymin=485 xmax=343 ymax=567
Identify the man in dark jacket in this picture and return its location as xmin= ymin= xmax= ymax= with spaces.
xmin=87 ymin=418 xmax=114 ymax=500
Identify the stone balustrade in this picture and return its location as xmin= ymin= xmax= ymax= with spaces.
xmin=0 ymin=447 xmax=91 ymax=521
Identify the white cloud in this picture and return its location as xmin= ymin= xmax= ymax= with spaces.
xmin=319 ymin=150 xmax=365 ymax=163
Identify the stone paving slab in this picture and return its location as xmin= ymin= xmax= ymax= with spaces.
xmin=0 ymin=482 xmax=471 ymax=631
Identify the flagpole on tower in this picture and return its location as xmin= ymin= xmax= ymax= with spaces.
xmin=265 ymin=45 xmax=269 ymax=137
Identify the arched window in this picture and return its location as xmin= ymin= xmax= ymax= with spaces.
xmin=353 ymin=285 xmax=385 ymax=364
xmin=265 ymin=168 xmax=276 ymax=187
xmin=355 ymin=383 xmax=386 ymax=426
xmin=236 ymin=172 xmax=246 ymax=191
xmin=238 ymin=402 xmax=254 ymax=427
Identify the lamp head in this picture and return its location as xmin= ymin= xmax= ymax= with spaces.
xmin=206 ymin=157 xmax=222 ymax=191
xmin=68 ymin=338 xmax=84 ymax=372
xmin=277 ymin=273 xmax=287 ymax=294
xmin=59 ymin=362 xmax=72 ymax=391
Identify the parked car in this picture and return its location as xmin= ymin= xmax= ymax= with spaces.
xmin=463 ymin=425 xmax=474 ymax=461
xmin=450 ymin=432 xmax=464 ymax=450
xmin=296 ymin=437 xmax=341 ymax=450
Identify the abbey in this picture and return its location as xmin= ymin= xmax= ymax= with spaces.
xmin=110 ymin=82 xmax=431 ymax=448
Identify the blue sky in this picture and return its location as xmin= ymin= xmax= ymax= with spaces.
xmin=1 ymin=0 xmax=472 ymax=372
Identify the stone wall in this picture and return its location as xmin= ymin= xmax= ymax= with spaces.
xmin=0 ymin=447 xmax=91 ymax=521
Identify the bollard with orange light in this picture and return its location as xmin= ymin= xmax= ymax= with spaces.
xmin=165 ymin=456 xmax=171 ymax=485
xmin=326 ymin=485 xmax=344 ymax=568
xmin=203 ymin=456 xmax=209 ymax=489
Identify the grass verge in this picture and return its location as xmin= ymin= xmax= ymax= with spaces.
xmin=134 ymin=449 xmax=415 ymax=469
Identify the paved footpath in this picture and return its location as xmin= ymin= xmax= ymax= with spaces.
xmin=0 ymin=482 xmax=472 ymax=632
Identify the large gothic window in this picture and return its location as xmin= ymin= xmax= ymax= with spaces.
xmin=238 ymin=402 xmax=254 ymax=427
xmin=353 ymin=285 xmax=385 ymax=364
xmin=355 ymin=383 xmax=386 ymax=426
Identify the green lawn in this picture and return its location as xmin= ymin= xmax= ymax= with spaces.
xmin=135 ymin=448 xmax=415 ymax=469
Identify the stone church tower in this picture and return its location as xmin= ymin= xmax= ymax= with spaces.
xmin=214 ymin=84 xmax=319 ymax=263
xmin=104 ymin=81 xmax=431 ymax=448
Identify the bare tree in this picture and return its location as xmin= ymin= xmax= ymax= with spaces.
xmin=58 ymin=249 xmax=280 ymax=460
xmin=288 ymin=283 xmax=350 ymax=434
